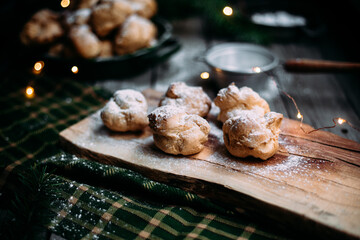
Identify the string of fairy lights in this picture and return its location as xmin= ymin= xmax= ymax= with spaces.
xmin=60 ymin=0 xmax=71 ymax=8
xmin=269 ymin=76 xmax=360 ymax=134
xmin=25 ymin=3 xmax=358 ymax=135
xmin=25 ymin=1 xmax=235 ymax=98
xmin=199 ymin=61 xmax=359 ymax=134
xmin=26 ymin=60 xmax=79 ymax=99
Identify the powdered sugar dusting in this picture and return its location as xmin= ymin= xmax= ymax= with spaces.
xmin=102 ymin=90 xmax=147 ymax=115
xmin=64 ymin=8 xmax=91 ymax=26
xmin=129 ymin=2 xmax=142 ymax=11
xmin=64 ymin=106 xmax=339 ymax=208
xmin=102 ymin=99 xmax=120 ymax=115
xmin=113 ymin=89 xmax=147 ymax=110
xmin=120 ymin=14 xmax=154 ymax=38
xmin=214 ymin=83 xmax=239 ymax=106
xmin=253 ymin=155 xmax=306 ymax=178
xmin=159 ymin=82 xmax=211 ymax=116
xmin=208 ymin=121 xmax=223 ymax=142
xmin=148 ymin=105 xmax=186 ymax=130
xmin=214 ymin=84 xmax=270 ymax=123
xmin=202 ymin=111 xmax=328 ymax=187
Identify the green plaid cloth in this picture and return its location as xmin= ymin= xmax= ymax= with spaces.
xmin=0 ymin=75 xmax=292 ymax=239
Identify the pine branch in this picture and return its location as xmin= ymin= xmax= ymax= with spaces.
xmin=0 ymin=165 xmax=62 ymax=240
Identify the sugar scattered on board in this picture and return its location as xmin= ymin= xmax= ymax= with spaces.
xmin=73 ymin=104 xmax=331 ymax=193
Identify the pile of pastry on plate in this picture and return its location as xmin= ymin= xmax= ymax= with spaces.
xmin=20 ymin=0 xmax=157 ymax=59
xmin=100 ymin=82 xmax=283 ymax=160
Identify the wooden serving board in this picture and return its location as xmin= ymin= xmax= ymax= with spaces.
xmin=60 ymin=89 xmax=360 ymax=240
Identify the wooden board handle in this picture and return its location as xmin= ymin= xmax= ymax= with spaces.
xmin=284 ymin=58 xmax=360 ymax=72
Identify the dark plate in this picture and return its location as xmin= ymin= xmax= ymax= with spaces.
xmin=37 ymin=17 xmax=180 ymax=80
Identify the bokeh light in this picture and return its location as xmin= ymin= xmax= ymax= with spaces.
xmin=71 ymin=66 xmax=79 ymax=74
xmin=61 ymin=0 xmax=70 ymax=8
xmin=337 ymin=118 xmax=345 ymax=125
xmin=252 ymin=67 xmax=261 ymax=73
xmin=200 ymin=72 xmax=210 ymax=79
xmin=26 ymin=86 xmax=35 ymax=98
xmin=34 ymin=61 xmax=44 ymax=71
xmin=223 ymin=6 xmax=233 ymax=16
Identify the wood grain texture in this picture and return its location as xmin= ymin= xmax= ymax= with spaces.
xmin=270 ymin=44 xmax=360 ymax=143
xmin=60 ymin=89 xmax=360 ymax=240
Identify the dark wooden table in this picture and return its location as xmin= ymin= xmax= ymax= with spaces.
xmin=95 ymin=17 xmax=360 ymax=143
xmin=1 ymin=0 xmax=358 ymax=143
xmin=89 ymin=12 xmax=360 ymax=238
xmin=2 ymin=1 xmax=359 ymax=239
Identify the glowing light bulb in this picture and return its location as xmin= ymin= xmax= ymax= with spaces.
xmin=223 ymin=6 xmax=233 ymax=16
xmin=33 ymin=61 xmax=44 ymax=74
xmin=61 ymin=0 xmax=70 ymax=8
xmin=34 ymin=61 xmax=44 ymax=71
xmin=26 ymin=86 xmax=35 ymax=98
xmin=200 ymin=72 xmax=210 ymax=79
xmin=297 ymin=112 xmax=303 ymax=119
xmin=337 ymin=118 xmax=345 ymax=125
xmin=71 ymin=66 xmax=79 ymax=74
xmin=252 ymin=67 xmax=262 ymax=73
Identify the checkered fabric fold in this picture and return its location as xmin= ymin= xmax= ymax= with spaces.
xmin=0 ymin=76 xmax=291 ymax=239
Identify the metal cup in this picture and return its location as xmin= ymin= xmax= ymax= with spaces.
xmin=202 ymin=43 xmax=279 ymax=88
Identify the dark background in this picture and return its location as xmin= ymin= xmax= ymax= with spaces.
xmin=1 ymin=0 xmax=360 ymax=76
